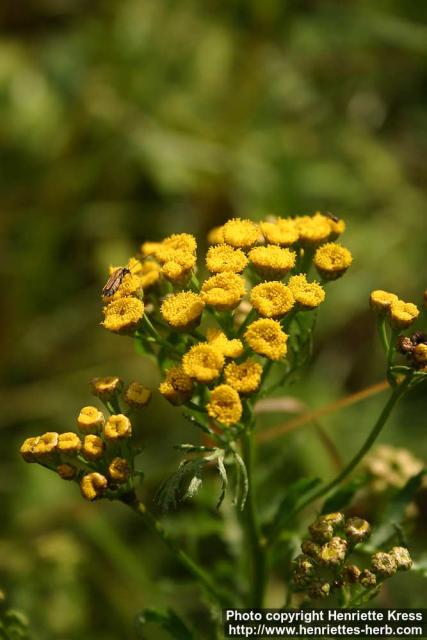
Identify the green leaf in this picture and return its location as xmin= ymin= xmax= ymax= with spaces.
xmin=216 ymin=455 xmax=228 ymax=510
xmin=321 ymin=475 xmax=368 ymax=514
xmin=135 ymin=608 xmax=195 ymax=640
xmin=266 ymin=477 xmax=321 ymax=539
xmin=369 ymin=469 xmax=426 ymax=547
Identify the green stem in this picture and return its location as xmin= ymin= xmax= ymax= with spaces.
xmin=242 ymin=429 xmax=267 ymax=607
xmin=377 ymin=316 xmax=389 ymax=354
xmin=123 ymin=495 xmax=231 ymax=607
xmin=293 ymin=378 xmax=411 ymax=516
xmin=142 ymin=316 xmax=182 ymax=355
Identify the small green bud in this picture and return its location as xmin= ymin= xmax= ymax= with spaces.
xmin=344 ymin=517 xmax=371 ymax=543
xmin=309 ymin=519 xmax=334 ymax=543
xmin=322 ymin=512 xmax=345 ymax=529
xmin=390 ymin=547 xmax=412 ymax=571
xmin=301 ymin=540 xmax=321 ymax=560
xmin=360 ymin=569 xmax=377 ymax=588
xmin=319 ymin=537 xmax=348 ymax=566
xmin=371 ymin=552 xmax=397 ymax=578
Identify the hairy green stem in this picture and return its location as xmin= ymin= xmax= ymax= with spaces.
xmin=123 ymin=495 xmax=231 ymax=607
xmin=242 ymin=429 xmax=267 ymax=607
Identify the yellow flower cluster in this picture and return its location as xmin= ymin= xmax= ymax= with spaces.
xmin=370 ymin=289 xmax=420 ymax=330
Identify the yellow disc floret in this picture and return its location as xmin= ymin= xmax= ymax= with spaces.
xmin=32 ymin=432 xmax=59 ymax=458
xmin=104 ymin=414 xmax=132 ymax=441
xmin=162 ymin=250 xmax=196 ymax=284
xmin=77 ymin=406 xmax=105 ymax=434
xmin=57 ymin=432 xmax=82 ymax=455
xmin=161 ymin=291 xmax=205 ymax=330
xmin=90 ymin=376 xmax=123 ymax=399
xmin=102 ymin=297 xmax=144 ymax=334
xmin=245 ymin=319 xmax=288 ymax=360
xmin=20 ymin=436 xmax=40 ymax=462
xmin=207 ymin=384 xmax=243 ymax=426
xmin=224 ymin=360 xmax=263 ymax=395
xmin=222 ymin=218 xmax=260 ymax=249
xmin=388 ymin=300 xmax=420 ymax=330
xmin=369 ymin=290 xmax=399 ymax=313
xmin=82 ymin=435 xmax=105 ymax=461
xmin=80 ymin=472 xmax=108 ymax=501
xmin=124 ymin=382 xmax=152 ymax=408
xmin=297 ymin=213 xmax=332 ymax=246
xmin=249 ymin=245 xmax=296 ymax=278
xmin=159 ymin=366 xmax=193 ymax=406
xmin=288 ymin=274 xmax=325 ymax=310
xmin=201 ymin=273 xmax=245 ymax=311
xmin=206 ymin=244 xmax=248 ymax=274
xmin=182 ymin=344 xmax=225 ymax=383
xmin=206 ymin=329 xmax=244 ymax=358
xmin=260 ymin=218 xmax=299 ymax=246
xmin=314 ymin=243 xmax=353 ymax=280
xmin=250 ymin=282 xmax=294 ymax=318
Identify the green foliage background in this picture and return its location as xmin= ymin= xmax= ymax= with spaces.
xmin=1 ymin=0 xmax=427 ymax=638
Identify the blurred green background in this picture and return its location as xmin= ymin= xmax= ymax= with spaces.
xmin=1 ymin=0 xmax=427 ymax=637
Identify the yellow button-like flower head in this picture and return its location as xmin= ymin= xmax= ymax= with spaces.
xmin=124 ymin=382 xmax=152 ymax=408
xmin=108 ymin=457 xmax=131 ymax=483
xmin=413 ymin=343 xmax=427 ymax=366
xmin=32 ymin=432 xmax=59 ymax=458
xmin=206 ymin=329 xmax=244 ymax=358
xmin=369 ymin=290 xmax=398 ymax=313
xmin=327 ymin=216 xmax=346 ymax=240
xmin=77 ymin=406 xmax=105 ymax=434
xmin=207 ymin=384 xmax=243 ymax=426
xmin=222 ymin=218 xmax=260 ymax=249
xmin=161 ymin=291 xmax=205 ymax=331
xmin=314 ymin=243 xmax=353 ymax=280
xmin=388 ymin=300 xmax=419 ymax=330
xmin=206 ymin=244 xmax=248 ymax=274
xmin=201 ymin=273 xmax=245 ymax=311
xmin=162 ymin=251 xmax=196 ymax=284
xmin=159 ymin=366 xmax=193 ymax=406
xmin=260 ymin=218 xmax=299 ymax=246
xmin=128 ymin=258 xmax=161 ymax=290
xmin=80 ymin=472 xmax=108 ymax=501
xmin=224 ymin=360 xmax=263 ymax=395
xmin=288 ymin=274 xmax=325 ymax=310
xmin=249 ymin=245 xmax=296 ymax=278
xmin=297 ymin=213 xmax=332 ymax=246
xmin=90 ymin=377 xmax=123 ymax=400
xmin=57 ymin=432 xmax=82 ymax=455
xmin=245 ymin=319 xmax=288 ymax=360
xmin=250 ymin=282 xmax=294 ymax=318
xmin=104 ymin=414 xmax=132 ymax=441
xmin=207 ymin=226 xmax=225 ymax=245
xmin=82 ymin=434 xmax=105 ymax=461
xmin=57 ymin=463 xmax=77 ymax=480
xmin=182 ymin=344 xmax=225 ymax=383
xmin=20 ymin=436 xmax=40 ymax=462
xmin=102 ymin=297 xmax=144 ymax=334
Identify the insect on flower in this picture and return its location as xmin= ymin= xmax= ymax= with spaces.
xmin=325 ymin=211 xmax=340 ymax=223
xmin=102 ymin=267 xmax=131 ymax=297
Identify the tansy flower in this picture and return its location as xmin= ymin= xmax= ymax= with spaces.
xmin=288 ymin=274 xmax=325 ymax=310
xmin=77 ymin=406 xmax=105 ymax=434
xmin=80 ymin=472 xmax=108 ymax=501
xmin=369 ymin=290 xmax=399 ymax=313
xmin=388 ymin=300 xmax=419 ymax=330
xmin=57 ymin=463 xmax=77 ymax=480
xmin=250 ymin=282 xmax=294 ymax=318
xmin=222 ymin=218 xmax=260 ymax=249
xmin=57 ymin=432 xmax=82 ymax=455
xmin=413 ymin=343 xmax=427 ymax=365
xmin=102 ymin=268 xmax=142 ymax=302
xmin=326 ymin=215 xmax=346 ymax=240
xmin=90 ymin=377 xmax=123 ymax=400
xmin=201 ymin=273 xmax=245 ymax=311
xmin=102 ymin=297 xmax=144 ymax=334
xmin=82 ymin=435 xmax=105 ymax=461
xmin=124 ymin=382 xmax=152 ymax=408
xmin=140 ymin=241 xmax=163 ymax=257
xmin=207 ymin=226 xmax=225 ymax=245
xmin=108 ymin=457 xmax=131 ymax=483
xmin=104 ymin=414 xmax=132 ymax=441
xmin=207 ymin=385 xmax=243 ymax=426
xmin=206 ymin=328 xmax=244 ymax=358
xmin=159 ymin=366 xmax=193 ymax=406
xmin=260 ymin=218 xmax=299 ymax=246
xmin=161 ymin=291 xmax=205 ymax=330
xmin=128 ymin=258 xmax=161 ymax=290
xmin=245 ymin=319 xmax=288 ymax=360
xmin=20 ymin=436 xmax=40 ymax=462
xmin=249 ymin=245 xmax=296 ymax=278
xmin=32 ymin=432 xmax=59 ymax=458
xmin=206 ymin=244 xmax=248 ymax=274
xmin=224 ymin=360 xmax=263 ymax=395
xmin=182 ymin=344 xmax=225 ymax=383
xmin=297 ymin=213 xmax=331 ymax=246
xmin=162 ymin=251 xmax=196 ymax=284
xmin=314 ymin=243 xmax=353 ymax=280
xmin=162 ymin=233 xmax=197 ymax=255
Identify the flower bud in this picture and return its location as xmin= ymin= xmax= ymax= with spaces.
xmin=341 ymin=564 xmax=361 ymax=584
xmin=309 ymin=519 xmax=334 ymax=543
xmin=20 ymin=437 xmax=40 ymax=462
xmin=82 ymin=435 xmax=105 ymax=461
xmin=90 ymin=376 xmax=123 ymax=400
xmin=359 ymin=569 xmax=377 ymax=588
xmin=77 ymin=406 xmax=105 ymax=434
xmin=308 ymin=580 xmax=330 ymax=600
xmin=108 ymin=457 xmax=131 ymax=483
xmin=57 ymin=432 xmax=82 ymax=455
xmin=80 ymin=473 xmax=108 ymax=501
xmin=369 ymin=290 xmax=398 ymax=313
xmin=390 ymin=546 xmax=412 ymax=571
xmin=371 ymin=552 xmax=397 ymax=577
xmin=104 ymin=414 xmax=132 ymax=441
xmin=319 ymin=537 xmax=348 ymax=566
xmin=57 ymin=463 xmax=77 ymax=480
xmin=124 ymin=382 xmax=152 ymax=409
xmin=301 ymin=540 xmax=321 ymax=560
xmin=32 ymin=432 xmax=58 ymax=458
xmin=344 ymin=517 xmax=371 ymax=543
xmin=322 ymin=512 xmax=345 ymax=529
